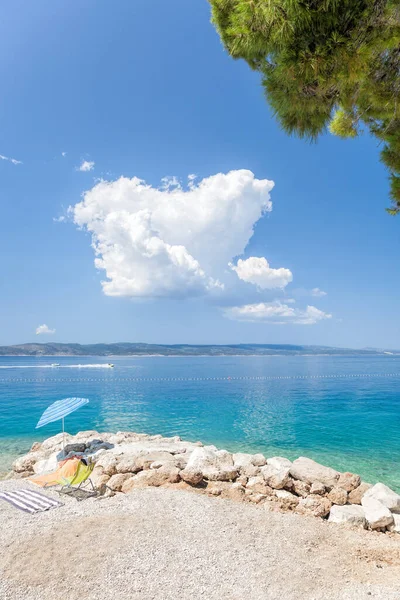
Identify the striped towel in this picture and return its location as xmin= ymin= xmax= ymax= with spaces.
xmin=0 ymin=488 xmax=63 ymax=514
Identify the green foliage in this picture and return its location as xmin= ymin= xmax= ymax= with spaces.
xmin=209 ymin=0 xmax=400 ymax=213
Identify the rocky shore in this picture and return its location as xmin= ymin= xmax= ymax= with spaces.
xmin=8 ymin=430 xmax=400 ymax=534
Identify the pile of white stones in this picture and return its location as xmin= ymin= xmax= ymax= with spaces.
xmin=9 ymin=430 xmax=400 ymax=534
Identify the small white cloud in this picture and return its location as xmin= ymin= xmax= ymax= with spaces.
xmin=71 ymin=169 xmax=274 ymax=298
xmin=188 ymin=174 xmax=197 ymax=189
xmin=160 ymin=175 xmax=181 ymax=190
xmin=61 ymin=151 xmax=67 ymax=157
xmin=223 ymin=301 xmax=332 ymax=325
xmin=53 ymin=215 xmax=66 ymax=223
xmin=36 ymin=324 xmax=56 ymax=335
xmin=230 ymin=256 xmax=292 ymax=290
xmin=311 ymin=287 xmax=327 ymax=297
xmin=77 ymin=160 xmax=95 ymax=172
xmin=0 ymin=154 xmax=22 ymax=165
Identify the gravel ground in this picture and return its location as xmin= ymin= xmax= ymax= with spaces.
xmin=1 ymin=479 xmax=400 ymax=600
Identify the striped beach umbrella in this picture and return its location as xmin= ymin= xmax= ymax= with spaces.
xmin=36 ymin=397 xmax=89 ymax=447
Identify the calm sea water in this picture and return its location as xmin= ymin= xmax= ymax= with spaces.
xmin=1 ymin=355 xmax=400 ymax=490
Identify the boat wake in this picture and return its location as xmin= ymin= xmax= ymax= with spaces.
xmin=0 ymin=364 xmax=115 ymax=369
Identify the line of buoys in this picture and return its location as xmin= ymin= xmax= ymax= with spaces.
xmin=0 ymin=372 xmax=399 ymax=384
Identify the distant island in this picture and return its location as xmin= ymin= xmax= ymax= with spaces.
xmin=0 ymin=342 xmax=398 ymax=357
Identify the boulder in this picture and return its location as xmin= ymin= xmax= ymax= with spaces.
xmin=267 ymin=457 xmax=292 ymax=471
xmin=116 ymin=455 xmax=142 ymax=474
xmin=327 ymin=487 xmax=348 ymax=506
xmin=292 ymin=480 xmax=311 ymax=498
xmin=260 ymin=464 xmax=290 ymax=490
xmin=233 ymin=453 xmax=253 ymax=468
xmin=252 ymin=453 xmax=267 ymax=467
xmin=225 ymin=483 xmax=246 ymax=502
xmin=171 ymin=453 xmax=189 ymax=470
xmin=361 ymin=496 xmax=394 ymax=530
xmin=297 ymin=495 xmax=332 ymax=518
xmin=275 ymin=489 xmax=297 ymax=501
xmin=348 ymin=482 xmax=372 ymax=505
xmin=30 ymin=442 xmax=42 ymax=452
xmin=41 ymin=433 xmax=72 ymax=451
xmin=33 ymin=452 xmax=59 ymax=475
xmin=179 ymin=468 xmax=203 ymax=486
xmin=206 ymin=482 xmax=227 ymax=496
xmin=132 ymin=464 xmax=181 ymax=487
xmin=310 ymin=481 xmax=326 ymax=496
xmin=121 ymin=477 xmax=136 ymax=494
xmin=388 ymin=514 xmax=400 ymax=534
xmin=107 ymin=473 xmax=131 ymax=492
xmin=185 ymin=447 xmax=238 ymax=481
xmin=337 ymin=472 xmax=361 ymax=492
xmin=13 ymin=452 xmax=43 ymax=473
xmin=290 ymin=457 xmax=340 ymax=489
xmin=246 ymin=476 xmax=272 ymax=495
xmin=363 ymin=483 xmax=400 ymax=514
xmin=95 ymin=454 xmax=119 ymax=476
xmin=273 ymin=490 xmax=300 ymax=510
xmin=135 ymin=451 xmax=176 ymax=470
xmin=72 ymin=430 xmax=100 ymax=441
xmin=328 ymin=505 xmax=367 ymax=528
xmin=90 ymin=467 xmax=111 ymax=490
xmin=240 ymin=464 xmax=261 ymax=478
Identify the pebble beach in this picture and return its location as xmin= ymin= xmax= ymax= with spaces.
xmin=2 ymin=429 xmax=400 ymax=599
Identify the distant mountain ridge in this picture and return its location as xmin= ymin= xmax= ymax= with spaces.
xmin=0 ymin=342 xmax=397 ymax=356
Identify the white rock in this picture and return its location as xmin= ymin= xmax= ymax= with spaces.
xmin=32 ymin=451 xmax=58 ymax=475
xmin=267 ymin=457 xmax=292 ymax=471
xmin=275 ymin=490 xmax=295 ymax=500
xmin=233 ymin=453 xmax=253 ymax=468
xmin=260 ymin=464 xmax=290 ymax=489
xmin=290 ymin=457 xmax=340 ymax=488
xmin=328 ymin=505 xmax=367 ymax=528
xmin=186 ymin=447 xmax=238 ymax=481
xmin=40 ymin=432 xmax=72 ymax=451
xmin=361 ymin=496 xmax=394 ymax=530
xmin=363 ymin=483 xmax=400 ymax=514
xmin=13 ymin=451 xmax=43 ymax=473
xmin=387 ymin=514 xmax=400 ymax=533
xmin=251 ymin=453 xmax=267 ymax=467
xmin=246 ymin=476 xmax=271 ymax=495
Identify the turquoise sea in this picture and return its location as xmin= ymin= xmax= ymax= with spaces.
xmin=1 ymin=355 xmax=400 ymax=490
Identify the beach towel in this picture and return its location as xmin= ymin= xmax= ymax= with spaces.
xmin=0 ymin=488 xmax=63 ymax=513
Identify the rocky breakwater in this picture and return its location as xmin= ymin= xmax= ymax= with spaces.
xmin=9 ymin=430 xmax=400 ymax=535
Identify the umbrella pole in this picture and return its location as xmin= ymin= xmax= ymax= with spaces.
xmin=62 ymin=417 xmax=65 ymax=450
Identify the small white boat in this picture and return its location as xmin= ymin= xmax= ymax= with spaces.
xmin=51 ymin=363 xmax=60 ymax=367
xmin=107 ymin=363 xmax=114 ymax=368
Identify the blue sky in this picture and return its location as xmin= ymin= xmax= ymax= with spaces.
xmin=0 ymin=0 xmax=399 ymax=349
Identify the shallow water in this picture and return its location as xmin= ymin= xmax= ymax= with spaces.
xmin=1 ymin=355 xmax=400 ymax=490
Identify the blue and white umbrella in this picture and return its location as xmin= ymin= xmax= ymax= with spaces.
xmin=36 ymin=397 xmax=89 ymax=447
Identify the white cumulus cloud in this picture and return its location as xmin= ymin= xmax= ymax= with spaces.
xmin=224 ymin=301 xmax=332 ymax=325
xmin=71 ymin=169 xmax=275 ymax=298
xmin=230 ymin=256 xmax=292 ymax=290
xmin=78 ymin=160 xmax=95 ymax=172
xmin=311 ymin=287 xmax=327 ymax=297
xmin=0 ymin=154 xmax=22 ymax=165
xmin=36 ymin=324 xmax=56 ymax=335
